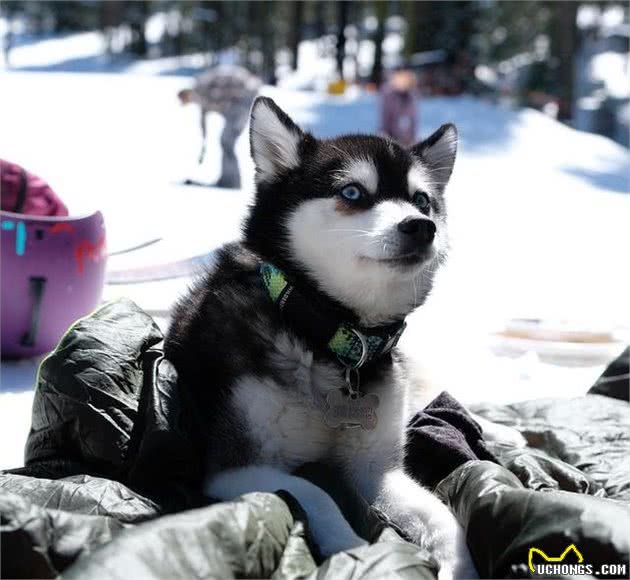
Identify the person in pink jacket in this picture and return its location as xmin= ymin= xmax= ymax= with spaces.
xmin=1 ymin=159 xmax=68 ymax=217
xmin=380 ymin=67 xmax=419 ymax=146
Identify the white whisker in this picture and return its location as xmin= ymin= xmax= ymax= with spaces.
xmin=324 ymin=228 xmax=373 ymax=235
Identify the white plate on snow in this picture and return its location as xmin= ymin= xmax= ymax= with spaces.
xmin=490 ymin=319 xmax=627 ymax=366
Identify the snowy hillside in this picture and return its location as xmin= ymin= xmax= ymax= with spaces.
xmin=2 ymin=72 xmax=627 ymax=327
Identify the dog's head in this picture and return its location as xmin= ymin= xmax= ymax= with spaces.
xmin=243 ymin=97 xmax=457 ymax=325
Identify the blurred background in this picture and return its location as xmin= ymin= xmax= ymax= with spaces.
xmin=1 ymin=1 xmax=629 ymax=467
xmin=2 ymin=0 xmax=628 ymax=142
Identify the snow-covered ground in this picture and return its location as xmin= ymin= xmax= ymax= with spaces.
xmin=1 ymin=32 xmax=629 ymax=470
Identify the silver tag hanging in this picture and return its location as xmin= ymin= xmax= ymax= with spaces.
xmin=324 ymin=366 xmax=379 ymax=430
xmin=324 ymin=388 xmax=379 ymax=430
xmin=325 ymin=329 xmax=379 ymax=429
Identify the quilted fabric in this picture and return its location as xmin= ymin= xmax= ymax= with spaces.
xmin=1 ymin=299 xmax=629 ymax=579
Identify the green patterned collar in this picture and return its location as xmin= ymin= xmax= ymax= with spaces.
xmin=260 ymin=262 xmax=406 ymax=369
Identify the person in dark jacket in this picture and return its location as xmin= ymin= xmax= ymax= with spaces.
xmin=379 ymin=67 xmax=418 ymax=146
xmin=178 ymin=65 xmax=262 ymax=189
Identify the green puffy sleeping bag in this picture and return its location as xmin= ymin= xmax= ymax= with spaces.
xmin=1 ymin=299 xmax=628 ymax=579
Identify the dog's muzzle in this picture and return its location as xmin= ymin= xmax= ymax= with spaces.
xmin=397 ymin=217 xmax=436 ymax=245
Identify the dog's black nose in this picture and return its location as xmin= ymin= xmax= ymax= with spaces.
xmin=397 ymin=217 xmax=436 ymax=243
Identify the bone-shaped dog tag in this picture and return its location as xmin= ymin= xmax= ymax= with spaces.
xmin=324 ymin=389 xmax=379 ymax=430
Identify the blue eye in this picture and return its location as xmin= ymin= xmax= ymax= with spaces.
xmin=413 ymin=191 xmax=430 ymax=211
xmin=340 ymin=184 xmax=363 ymax=202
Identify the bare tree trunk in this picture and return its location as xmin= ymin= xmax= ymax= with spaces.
xmin=412 ymin=0 xmax=434 ymax=53
xmin=336 ymin=0 xmax=350 ymax=78
xmin=195 ymin=0 xmax=217 ymax=66
xmin=370 ymin=0 xmax=386 ymax=86
xmin=550 ymin=1 xmax=578 ymax=121
xmin=261 ymin=0 xmax=276 ymax=84
xmin=128 ymin=0 xmax=150 ymax=57
xmin=241 ymin=1 xmax=252 ymax=64
xmin=289 ymin=1 xmax=304 ymax=71
xmin=404 ymin=0 xmax=416 ymax=60
xmin=314 ymin=0 xmax=325 ymax=39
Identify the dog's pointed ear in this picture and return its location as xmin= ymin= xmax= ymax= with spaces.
xmin=250 ymin=96 xmax=304 ymax=183
xmin=411 ymin=124 xmax=458 ymax=192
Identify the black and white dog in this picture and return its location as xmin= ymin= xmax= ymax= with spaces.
xmin=165 ymin=96 xmax=479 ymax=578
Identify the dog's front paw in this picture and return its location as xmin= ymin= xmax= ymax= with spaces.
xmin=434 ymin=535 xmax=478 ymax=580
xmin=436 ymin=534 xmax=478 ymax=579
xmin=438 ymin=560 xmax=478 ymax=580
xmin=425 ymin=514 xmax=478 ymax=580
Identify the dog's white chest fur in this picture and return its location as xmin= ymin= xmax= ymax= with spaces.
xmin=230 ymin=332 xmax=407 ymax=479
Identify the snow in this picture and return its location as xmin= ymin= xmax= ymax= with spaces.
xmin=1 ymin=31 xmax=629 ymax=470
xmin=3 ymin=31 xmax=109 ymax=71
xmin=591 ymin=51 xmax=630 ymax=99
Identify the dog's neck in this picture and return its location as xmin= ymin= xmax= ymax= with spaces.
xmin=310 ymin=271 xmax=426 ymax=327
xmin=261 ymin=254 xmax=421 ymax=328
xmin=259 ymin=255 xmax=359 ymax=320
xmin=260 ymin=262 xmax=407 ymax=369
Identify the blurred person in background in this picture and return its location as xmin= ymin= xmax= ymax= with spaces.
xmin=178 ymin=65 xmax=262 ymax=190
xmin=380 ymin=66 xmax=419 ymax=146
xmin=1 ymin=1 xmax=18 ymax=67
